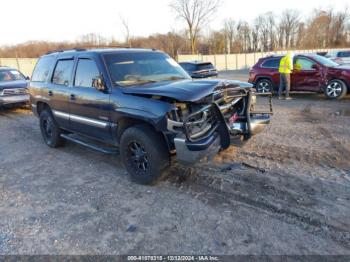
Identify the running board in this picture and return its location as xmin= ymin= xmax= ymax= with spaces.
xmin=60 ymin=134 xmax=119 ymax=155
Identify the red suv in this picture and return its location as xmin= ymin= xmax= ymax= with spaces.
xmin=248 ymin=54 xmax=350 ymax=99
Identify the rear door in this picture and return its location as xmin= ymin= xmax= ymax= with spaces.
xmin=48 ymin=57 xmax=75 ymax=129
xmin=292 ymin=57 xmax=322 ymax=92
xmin=260 ymin=57 xmax=281 ymax=87
xmin=69 ymin=56 xmax=112 ymax=142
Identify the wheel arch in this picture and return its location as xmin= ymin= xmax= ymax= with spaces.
xmin=36 ymin=101 xmax=51 ymax=116
xmin=116 ymin=117 xmax=171 ymax=152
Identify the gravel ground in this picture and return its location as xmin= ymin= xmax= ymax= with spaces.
xmin=0 ymin=91 xmax=350 ymax=255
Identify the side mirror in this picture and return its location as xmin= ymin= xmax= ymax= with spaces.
xmin=92 ymin=75 xmax=106 ymax=92
xmin=25 ymin=76 xmax=30 ymax=80
xmin=311 ymin=64 xmax=319 ymax=70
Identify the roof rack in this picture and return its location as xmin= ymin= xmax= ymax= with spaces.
xmin=82 ymin=45 xmax=131 ymax=49
xmin=45 ymin=48 xmax=86 ymax=55
xmin=44 ymin=46 xmax=156 ymax=55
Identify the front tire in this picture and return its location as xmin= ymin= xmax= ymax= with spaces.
xmin=325 ymin=80 xmax=347 ymax=100
xmin=39 ymin=109 xmax=65 ymax=148
xmin=120 ymin=124 xmax=170 ymax=185
xmin=256 ymin=79 xmax=273 ymax=94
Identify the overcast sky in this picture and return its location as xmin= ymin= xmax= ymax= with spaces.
xmin=1 ymin=0 xmax=348 ymax=45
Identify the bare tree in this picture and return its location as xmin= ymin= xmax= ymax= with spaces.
xmin=331 ymin=8 xmax=349 ymax=45
xmin=295 ymin=22 xmax=306 ymax=48
xmin=120 ymin=15 xmax=132 ymax=47
xmin=236 ymin=20 xmax=252 ymax=52
xmin=279 ymin=9 xmax=300 ymax=48
xmin=223 ymin=18 xmax=236 ymax=53
xmin=170 ymin=0 xmax=221 ymax=54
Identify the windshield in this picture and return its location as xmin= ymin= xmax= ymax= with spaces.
xmin=0 ymin=70 xmax=25 ymax=82
xmin=104 ymin=52 xmax=191 ymax=87
xmin=311 ymin=55 xmax=339 ymax=67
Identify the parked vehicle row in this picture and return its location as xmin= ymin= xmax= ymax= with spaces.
xmin=3 ymin=48 xmax=349 ymax=184
xmin=28 ymin=48 xmax=272 ymax=185
xmin=249 ymin=54 xmax=350 ymax=99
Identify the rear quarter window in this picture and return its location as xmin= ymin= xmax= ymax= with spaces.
xmin=261 ymin=58 xmax=281 ymax=68
xmin=32 ymin=56 xmax=55 ymax=82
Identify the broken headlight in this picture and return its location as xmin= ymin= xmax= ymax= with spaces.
xmin=167 ymin=103 xmax=218 ymax=141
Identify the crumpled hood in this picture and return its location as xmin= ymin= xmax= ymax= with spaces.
xmin=121 ymin=79 xmax=253 ymax=102
xmin=0 ymin=80 xmax=28 ymax=90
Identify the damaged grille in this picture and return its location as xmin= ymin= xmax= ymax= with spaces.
xmin=184 ymin=105 xmax=219 ymax=142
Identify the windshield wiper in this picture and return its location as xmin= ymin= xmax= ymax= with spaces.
xmin=159 ymin=76 xmax=188 ymax=81
xmin=117 ymin=79 xmax=158 ymax=86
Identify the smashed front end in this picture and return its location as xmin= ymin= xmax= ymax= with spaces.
xmin=167 ymin=83 xmax=273 ymax=165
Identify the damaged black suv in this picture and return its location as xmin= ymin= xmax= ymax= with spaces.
xmin=29 ymin=48 xmax=272 ymax=184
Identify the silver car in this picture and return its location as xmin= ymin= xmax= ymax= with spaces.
xmin=0 ymin=67 xmax=29 ymax=106
xmin=325 ymin=50 xmax=350 ymax=65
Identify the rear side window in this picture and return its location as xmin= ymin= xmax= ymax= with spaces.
xmin=52 ymin=59 xmax=74 ymax=86
xmin=261 ymin=58 xmax=281 ymax=68
xmin=338 ymin=51 xmax=350 ymax=58
xmin=32 ymin=56 xmax=55 ymax=82
xmin=74 ymin=59 xmax=100 ymax=87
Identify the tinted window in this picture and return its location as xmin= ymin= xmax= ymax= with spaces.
xmin=32 ymin=56 xmax=55 ymax=82
xmin=74 ymin=59 xmax=100 ymax=87
xmin=338 ymin=51 xmax=350 ymax=58
xmin=52 ymin=59 xmax=74 ymax=85
xmin=295 ymin=58 xmax=315 ymax=70
xmin=261 ymin=58 xmax=281 ymax=68
xmin=0 ymin=70 xmax=25 ymax=82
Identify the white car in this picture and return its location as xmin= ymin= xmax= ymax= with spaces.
xmin=325 ymin=50 xmax=350 ymax=65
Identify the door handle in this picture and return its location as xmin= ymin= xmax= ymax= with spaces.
xmin=70 ymin=94 xmax=76 ymax=101
xmin=48 ymin=91 xmax=53 ymax=96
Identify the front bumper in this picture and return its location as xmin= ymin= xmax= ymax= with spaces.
xmin=174 ymin=133 xmax=221 ymax=165
xmin=173 ymin=91 xmax=272 ymax=165
xmin=0 ymin=94 xmax=29 ymax=105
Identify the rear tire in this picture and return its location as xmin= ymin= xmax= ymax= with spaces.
xmin=255 ymin=79 xmax=274 ymax=94
xmin=39 ymin=109 xmax=65 ymax=148
xmin=325 ymin=80 xmax=347 ymax=100
xmin=120 ymin=124 xmax=170 ymax=185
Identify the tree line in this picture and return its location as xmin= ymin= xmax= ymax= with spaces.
xmin=0 ymin=0 xmax=349 ymax=58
